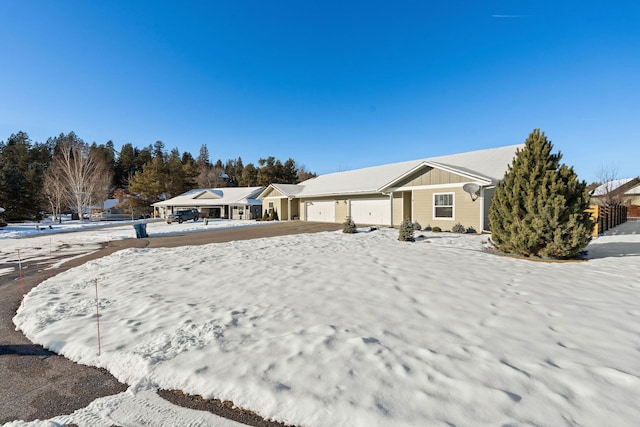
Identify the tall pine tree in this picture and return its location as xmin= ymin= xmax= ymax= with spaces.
xmin=0 ymin=132 xmax=51 ymax=220
xmin=489 ymin=129 xmax=593 ymax=259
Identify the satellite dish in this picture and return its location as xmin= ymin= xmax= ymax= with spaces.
xmin=0 ymin=206 xmax=5 ymax=213
xmin=462 ymin=183 xmax=481 ymax=201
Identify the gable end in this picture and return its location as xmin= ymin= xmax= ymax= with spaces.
xmin=393 ymin=166 xmax=470 ymax=188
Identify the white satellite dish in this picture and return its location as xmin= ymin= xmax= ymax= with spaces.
xmin=462 ymin=183 xmax=481 ymax=201
xmin=0 ymin=206 xmax=5 ymax=213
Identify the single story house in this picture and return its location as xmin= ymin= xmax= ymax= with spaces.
xmin=591 ymin=177 xmax=640 ymax=220
xmin=258 ymin=144 xmax=523 ymax=231
xmin=153 ymin=186 xmax=264 ymax=220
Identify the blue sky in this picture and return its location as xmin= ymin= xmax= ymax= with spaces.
xmin=1 ymin=0 xmax=638 ymax=181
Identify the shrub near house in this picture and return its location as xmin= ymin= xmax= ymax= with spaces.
xmin=489 ymin=129 xmax=593 ymax=259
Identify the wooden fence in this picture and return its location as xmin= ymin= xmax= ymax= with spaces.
xmin=586 ymin=204 xmax=628 ymax=236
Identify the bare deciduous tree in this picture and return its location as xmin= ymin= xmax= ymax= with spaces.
xmin=595 ymin=164 xmax=624 ymax=206
xmin=196 ymin=164 xmax=226 ymax=188
xmin=52 ymin=134 xmax=112 ymax=221
xmin=43 ymin=161 xmax=68 ymax=222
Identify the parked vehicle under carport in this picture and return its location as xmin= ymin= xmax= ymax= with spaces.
xmin=167 ymin=209 xmax=199 ymax=224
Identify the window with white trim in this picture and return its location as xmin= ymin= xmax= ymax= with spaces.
xmin=434 ymin=193 xmax=454 ymax=219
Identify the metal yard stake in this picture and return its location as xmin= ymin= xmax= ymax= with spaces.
xmin=49 ymin=237 xmax=53 ymax=278
xmin=17 ymin=249 xmax=25 ymax=306
xmin=95 ymin=277 xmax=102 ymax=356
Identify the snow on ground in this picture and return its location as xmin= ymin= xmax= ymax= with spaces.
xmin=2 ymin=388 xmax=244 ymax=427
xmin=0 ymin=218 xmax=271 ymax=278
xmin=9 ymin=226 xmax=640 ymax=426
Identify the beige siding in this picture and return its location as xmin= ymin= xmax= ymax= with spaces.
xmin=262 ymin=187 xmax=285 ymax=198
xmin=262 ymin=198 xmax=276 ymax=217
xmin=389 ymin=191 xmax=411 ymax=227
xmin=412 ymin=187 xmax=481 ymax=231
xmin=396 ymin=167 xmax=469 ymax=188
xmin=392 ymin=192 xmax=404 ymax=227
xmin=290 ymin=198 xmax=300 ymax=219
xmin=335 ymin=199 xmax=348 ymax=223
xmin=455 ymin=188 xmax=480 ymax=230
xmin=277 ymin=199 xmax=288 ymax=220
xmin=403 ymin=192 xmax=412 ymax=224
xmin=262 ymin=196 xmax=303 ymax=220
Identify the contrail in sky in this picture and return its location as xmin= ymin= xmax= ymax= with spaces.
xmin=491 ymin=14 xmax=528 ymax=18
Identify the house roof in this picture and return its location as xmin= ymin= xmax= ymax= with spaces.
xmin=261 ymin=144 xmax=522 ymax=199
xmin=592 ymin=178 xmax=640 ymax=197
xmin=268 ymin=183 xmax=305 ymax=198
xmin=153 ymin=187 xmax=265 ymax=207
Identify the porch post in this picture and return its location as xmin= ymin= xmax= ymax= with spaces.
xmin=479 ymin=187 xmax=485 ymax=232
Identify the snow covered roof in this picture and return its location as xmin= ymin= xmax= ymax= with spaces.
xmin=270 ymin=183 xmax=305 ymax=197
xmin=592 ymin=178 xmax=640 ymax=196
xmin=285 ymin=144 xmax=523 ymax=198
xmin=153 ymin=187 xmax=265 ymax=207
xmin=627 ymin=185 xmax=640 ymax=195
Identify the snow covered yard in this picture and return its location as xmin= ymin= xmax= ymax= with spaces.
xmin=0 ymin=218 xmax=271 ymax=278
xmin=8 ymin=227 xmax=640 ymax=426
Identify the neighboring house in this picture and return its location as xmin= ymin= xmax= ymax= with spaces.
xmin=153 ymin=187 xmax=265 ymax=220
xmin=258 ymin=144 xmax=523 ymax=231
xmin=591 ymin=177 xmax=640 ymax=220
xmin=90 ymin=198 xmax=136 ymax=221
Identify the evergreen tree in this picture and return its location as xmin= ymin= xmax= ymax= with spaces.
xmin=115 ymin=143 xmax=138 ymax=188
xmin=153 ymin=140 xmax=166 ymax=160
xmin=297 ymin=165 xmax=317 ymax=182
xmin=136 ymin=145 xmax=153 ymax=171
xmin=180 ymin=151 xmax=198 ymax=186
xmin=342 ymin=216 xmax=357 ymax=234
xmin=166 ymin=148 xmax=195 ymax=197
xmin=398 ymin=218 xmax=415 ymax=242
xmin=197 ymin=144 xmax=211 ymax=169
xmin=239 ymin=163 xmax=258 ymax=186
xmin=489 ymin=129 xmax=593 ymax=258
xmin=282 ymin=158 xmax=298 ymax=183
xmin=0 ymin=132 xmax=51 ymax=220
xmin=128 ymin=155 xmax=166 ymax=210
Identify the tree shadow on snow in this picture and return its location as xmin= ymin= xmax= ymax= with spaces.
xmin=586 ymin=242 xmax=640 ymax=260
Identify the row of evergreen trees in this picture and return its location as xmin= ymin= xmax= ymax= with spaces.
xmin=0 ymin=131 xmax=315 ymax=221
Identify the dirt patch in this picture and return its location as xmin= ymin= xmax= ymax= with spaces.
xmin=158 ymin=389 xmax=299 ymax=427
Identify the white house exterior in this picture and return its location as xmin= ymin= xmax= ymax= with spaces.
xmin=153 ymin=187 xmax=264 ymax=220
